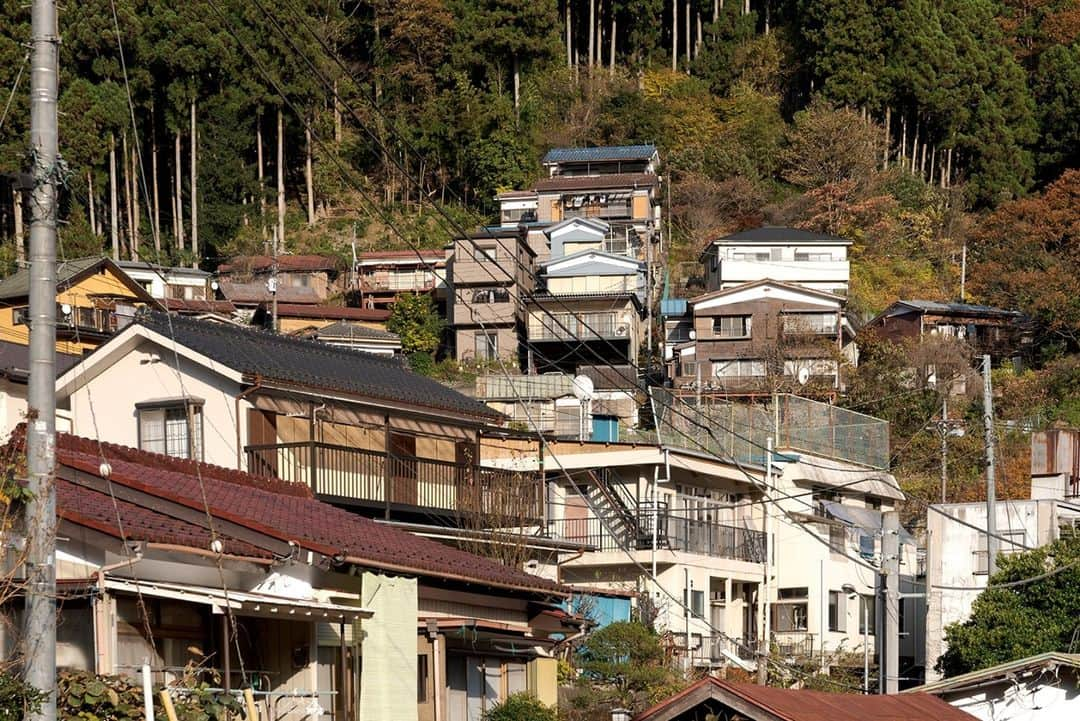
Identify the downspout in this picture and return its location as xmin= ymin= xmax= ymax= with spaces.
xmin=555 ymin=548 xmax=586 ymax=584
xmin=235 ymin=375 xmax=264 ymax=469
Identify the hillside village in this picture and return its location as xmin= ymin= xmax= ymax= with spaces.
xmin=4 ymin=1 xmax=1080 ymax=721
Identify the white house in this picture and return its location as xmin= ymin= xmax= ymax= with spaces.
xmin=700 ymin=227 xmax=851 ymax=296
xmin=910 ymin=652 xmax=1080 ymax=721
xmin=924 ymin=498 xmax=1080 ymax=680
xmin=117 ymin=260 xmax=212 ymax=301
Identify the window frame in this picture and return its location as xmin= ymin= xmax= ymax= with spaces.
xmin=712 ymin=315 xmax=752 ymax=339
xmin=135 ymin=398 xmax=205 ymax=461
xmin=828 ymin=590 xmax=845 ymax=633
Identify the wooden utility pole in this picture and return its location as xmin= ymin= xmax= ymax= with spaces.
xmin=24 ymin=0 xmax=59 ymax=717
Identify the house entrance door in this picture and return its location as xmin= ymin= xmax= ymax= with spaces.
xmin=388 ymin=432 xmax=418 ymax=506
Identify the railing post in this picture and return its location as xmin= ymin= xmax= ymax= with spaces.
xmin=383 ymin=415 xmax=392 ymax=520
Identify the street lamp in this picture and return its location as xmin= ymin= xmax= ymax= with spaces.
xmin=842 ymin=583 xmax=869 ymax=694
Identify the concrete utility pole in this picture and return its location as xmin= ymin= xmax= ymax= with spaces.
xmin=940 ymin=395 xmax=948 ymax=503
xmin=879 ymin=511 xmax=900 ymax=695
xmin=983 ymin=354 xmax=999 ymax=576
xmin=24 ymin=0 xmax=59 ymax=719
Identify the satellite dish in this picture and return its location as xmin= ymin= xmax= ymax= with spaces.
xmin=797 ymin=366 xmax=811 ymax=386
xmin=571 ymin=375 xmax=594 ymax=401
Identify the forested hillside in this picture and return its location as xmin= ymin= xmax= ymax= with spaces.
xmin=1 ymin=1 xmax=1079 ymax=503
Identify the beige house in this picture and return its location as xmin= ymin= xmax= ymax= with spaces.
xmin=447 ymin=227 xmax=535 ymax=367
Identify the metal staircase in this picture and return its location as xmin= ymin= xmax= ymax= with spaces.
xmin=577 ymin=467 xmax=642 ymax=550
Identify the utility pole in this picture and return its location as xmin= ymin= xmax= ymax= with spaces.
xmin=879 ymin=511 xmax=900 ymax=694
xmin=983 ymin=354 xmax=998 ymax=576
xmin=24 ymin=0 xmax=59 ymax=718
xmin=940 ymin=396 xmax=948 ymax=503
xmin=757 ymin=437 xmax=773 ymax=685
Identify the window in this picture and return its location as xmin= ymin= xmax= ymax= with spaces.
xmin=680 ymin=360 xmax=697 ymax=377
xmin=828 ymin=524 xmax=847 ymax=554
xmin=474 ymin=331 xmax=498 ymax=361
xmin=773 ymin=588 xmax=809 ymax=632
xmin=974 ymin=529 xmax=1026 ymax=575
xmin=713 ymin=315 xmax=752 ymax=338
xmin=859 ymin=595 xmax=876 ymax=635
xmin=795 ymin=251 xmax=835 ymax=262
xmin=866 ymin=496 xmax=882 ymax=511
xmin=782 ymin=312 xmax=838 ymax=335
xmin=731 ymin=251 xmax=770 ymax=262
xmin=473 ymin=245 xmax=496 ymax=262
xmin=417 ymin=654 xmax=429 ymax=703
xmin=137 ymin=400 xmax=204 ymax=460
xmin=828 ymin=590 xmax=846 ymax=633
xmin=858 ymin=532 xmax=876 ymax=558
xmin=712 ymin=359 xmax=766 ymax=379
xmin=11 ymin=306 xmax=29 ymax=325
xmin=691 ymin=590 xmax=705 ymax=618
xmin=471 ymin=287 xmax=509 ymax=304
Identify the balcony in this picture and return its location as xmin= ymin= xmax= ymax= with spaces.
xmin=530 ymin=316 xmax=632 ymax=342
xmin=244 ymin=441 xmax=543 ymax=523
xmin=547 ymin=505 xmax=766 ymax=563
xmin=772 ymin=631 xmax=815 ymax=658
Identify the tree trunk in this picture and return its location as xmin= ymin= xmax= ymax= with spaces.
xmin=610 ymin=14 xmax=616 ymax=76
xmin=713 ymin=0 xmax=719 ymax=43
xmin=883 ymin=106 xmax=891 ymax=168
xmin=685 ymin=0 xmax=691 ymax=66
xmin=332 ymin=78 xmax=342 ymax=144
xmin=910 ymin=121 xmax=920 ymax=174
xmin=513 ymin=54 xmax=520 ymax=113
xmin=696 ymin=11 xmax=702 ymax=58
xmin=566 ymin=0 xmax=573 ymax=69
xmin=257 ymin=111 xmax=266 ymax=242
xmin=305 ymin=122 xmax=315 ymax=226
xmin=12 ymin=184 xmax=23 ymax=263
xmin=900 ymin=114 xmax=907 ymax=166
xmin=130 ymin=141 xmax=140 ymax=260
xmin=588 ymin=0 xmax=595 ymax=68
xmin=597 ymin=0 xmax=603 ymax=70
xmin=765 ymin=0 xmax=770 ymax=33
xmin=190 ymin=99 xmax=198 ymax=268
xmin=151 ymin=120 xmax=161 ymax=254
xmin=672 ymin=0 xmax=678 ymax=72
xmin=277 ymin=107 xmax=286 ymax=254
xmin=175 ymin=131 xmax=185 ymax=250
xmin=110 ymin=134 xmax=120 ymax=261
xmin=929 ymin=146 xmax=936 ymax=185
xmin=920 ymin=137 xmax=928 ymax=178
xmin=743 ymin=0 xmax=749 ymax=15
xmin=943 ymin=147 xmax=951 ymax=189
xmin=121 ymin=130 xmax=132 ymax=258
xmin=87 ymin=171 xmax=97 ymax=237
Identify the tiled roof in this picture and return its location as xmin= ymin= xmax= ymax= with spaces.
xmin=534 ymin=173 xmax=658 ymax=193
xmin=0 ymin=339 xmax=80 ymax=381
xmin=217 ymin=280 xmax=322 ymax=305
xmin=634 ymin=678 xmax=976 ymax=721
xmin=218 ymin=254 xmax=340 ymax=273
xmin=356 ymin=249 xmax=445 ymax=262
xmin=135 ymin=311 xmax=499 ymax=420
xmin=910 ymin=652 xmax=1080 ymax=695
xmin=315 ymin=321 xmax=400 ymax=341
xmin=165 ymin=298 xmax=237 ymax=314
xmin=52 ymin=433 xmax=562 ymax=595
xmin=270 ymin=303 xmax=391 ymax=322
xmin=0 ymin=257 xmax=157 ymax=304
xmin=890 ymin=300 xmax=1023 ymax=318
xmin=542 ymin=145 xmax=657 ymax=164
xmin=713 ymin=226 xmax=852 ymax=244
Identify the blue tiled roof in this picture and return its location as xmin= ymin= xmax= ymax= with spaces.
xmin=542 ymin=145 xmax=657 ymax=164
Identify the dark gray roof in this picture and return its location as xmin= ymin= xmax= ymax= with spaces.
xmin=136 ymin=312 xmax=499 ymax=421
xmin=315 ymin=321 xmax=400 ymax=342
xmin=0 ymin=339 xmax=80 ymax=382
xmin=889 ymin=300 xmax=1024 ymax=318
xmin=0 ymin=257 xmax=104 ymax=301
xmin=714 ymin=227 xmax=852 ymax=244
xmin=542 ymin=145 xmax=657 ymax=164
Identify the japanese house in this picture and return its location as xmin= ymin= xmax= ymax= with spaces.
xmin=700 ymin=227 xmax=852 ymax=296
xmin=217 ymin=254 xmax=344 ymax=303
xmin=355 ymin=248 xmax=447 ymax=311
xmin=0 ymin=256 xmax=160 ymax=355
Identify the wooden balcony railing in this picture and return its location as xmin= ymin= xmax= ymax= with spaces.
xmin=244 ymin=441 xmax=543 ymax=523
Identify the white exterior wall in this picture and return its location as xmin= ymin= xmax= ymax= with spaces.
xmin=0 ymin=377 xmax=27 ymax=441
xmin=63 ymin=339 xmax=247 ymax=469
xmin=924 ymin=500 xmax=1061 ymax=681
xmin=937 ymin=671 xmax=1080 ymax=721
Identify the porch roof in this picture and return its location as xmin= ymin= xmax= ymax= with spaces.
xmin=45 ymin=431 xmax=565 ymax=597
xmin=103 ymin=578 xmax=372 ymax=621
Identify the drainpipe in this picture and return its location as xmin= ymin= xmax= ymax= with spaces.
xmin=555 ymin=548 xmax=586 ymax=584
xmin=427 ymin=619 xmax=443 ymax=721
xmin=235 ymin=375 xmax=264 ymax=469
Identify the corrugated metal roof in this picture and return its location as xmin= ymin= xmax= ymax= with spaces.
xmin=892 ymin=300 xmax=1023 ymax=317
xmin=910 ymin=652 xmax=1080 ymax=695
xmin=635 ymin=678 xmax=976 ymax=721
xmin=542 ymin=144 xmax=657 ymax=164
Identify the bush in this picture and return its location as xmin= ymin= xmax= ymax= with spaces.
xmin=0 ymin=672 xmax=46 ymax=721
xmin=481 ymin=692 xmax=558 ymax=721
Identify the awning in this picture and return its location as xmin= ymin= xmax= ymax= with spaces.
xmin=778 ymin=455 xmax=905 ymax=501
xmin=104 ymin=578 xmax=373 ymax=621
xmin=822 ymin=501 xmax=917 ymax=547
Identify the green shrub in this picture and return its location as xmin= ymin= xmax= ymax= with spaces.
xmin=0 ymin=672 xmax=47 ymax=721
xmin=481 ymin=692 xmax=558 ymax=721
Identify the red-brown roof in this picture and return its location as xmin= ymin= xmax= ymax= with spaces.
xmin=165 ymin=298 xmax=237 ymax=314
xmin=533 ymin=172 xmax=658 ymax=193
xmin=217 ymin=280 xmax=322 ymax=305
xmin=218 ymin=255 xmax=340 ymax=273
xmin=356 ymin=249 xmax=445 ymax=261
xmin=270 ymin=303 xmax=390 ymax=322
xmin=49 ymin=433 xmax=563 ymax=597
xmin=634 ymin=678 xmax=975 ymax=721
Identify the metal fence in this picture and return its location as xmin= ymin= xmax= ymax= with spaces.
xmin=650 ymin=389 xmax=889 ymax=469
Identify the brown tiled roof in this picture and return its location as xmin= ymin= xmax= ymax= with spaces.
xmin=218 ymin=255 xmax=340 ymax=273
xmin=357 ymin=249 xmax=445 ymax=261
xmin=634 ymin=678 xmax=976 ymax=721
xmin=165 ymin=298 xmax=237 ymax=314
xmin=533 ymin=172 xmax=657 ymax=193
xmin=51 ymin=433 xmax=564 ymax=596
xmin=270 ymin=303 xmax=390 ymax=322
